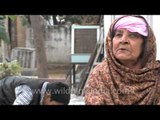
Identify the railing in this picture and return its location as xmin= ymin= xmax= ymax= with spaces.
xmin=75 ymin=26 xmax=104 ymax=96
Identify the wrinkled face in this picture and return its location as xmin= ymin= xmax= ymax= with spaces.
xmin=43 ymin=93 xmax=64 ymax=105
xmin=112 ymin=29 xmax=144 ymax=64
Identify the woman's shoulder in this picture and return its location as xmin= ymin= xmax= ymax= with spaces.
xmin=90 ymin=59 xmax=110 ymax=76
xmin=93 ymin=59 xmax=108 ymax=70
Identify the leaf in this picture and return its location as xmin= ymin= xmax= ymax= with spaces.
xmin=0 ymin=60 xmax=22 ymax=80
xmin=0 ymin=24 xmax=9 ymax=43
xmin=21 ymin=17 xmax=29 ymax=26
xmin=0 ymin=16 xmax=10 ymax=43
xmin=0 ymin=15 xmax=5 ymax=20
xmin=8 ymin=15 xmax=17 ymax=21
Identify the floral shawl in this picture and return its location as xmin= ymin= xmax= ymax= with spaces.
xmin=84 ymin=16 xmax=160 ymax=105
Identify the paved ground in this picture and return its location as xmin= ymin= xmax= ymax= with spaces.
xmin=48 ymin=64 xmax=70 ymax=79
xmin=69 ymin=94 xmax=85 ymax=105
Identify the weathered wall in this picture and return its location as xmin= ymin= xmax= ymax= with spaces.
xmin=45 ymin=25 xmax=71 ymax=64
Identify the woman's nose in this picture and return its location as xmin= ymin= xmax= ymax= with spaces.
xmin=120 ymin=36 xmax=129 ymax=44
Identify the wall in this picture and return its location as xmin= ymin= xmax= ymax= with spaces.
xmin=152 ymin=15 xmax=160 ymax=60
xmin=45 ymin=25 xmax=71 ymax=64
xmin=25 ymin=25 xmax=71 ymax=64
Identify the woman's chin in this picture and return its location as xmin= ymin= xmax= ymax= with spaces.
xmin=115 ymin=54 xmax=130 ymax=61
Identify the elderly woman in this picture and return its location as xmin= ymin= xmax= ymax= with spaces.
xmin=84 ymin=15 xmax=160 ymax=105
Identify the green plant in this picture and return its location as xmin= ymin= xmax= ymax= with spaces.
xmin=0 ymin=60 xmax=22 ymax=79
xmin=0 ymin=15 xmax=17 ymax=44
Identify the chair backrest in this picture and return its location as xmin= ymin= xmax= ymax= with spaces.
xmin=11 ymin=47 xmax=37 ymax=75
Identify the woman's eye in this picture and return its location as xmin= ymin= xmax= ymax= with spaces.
xmin=129 ymin=33 xmax=140 ymax=38
xmin=130 ymin=34 xmax=136 ymax=38
xmin=115 ymin=33 xmax=122 ymax=37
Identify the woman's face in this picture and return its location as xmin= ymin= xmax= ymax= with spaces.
xmin=112 ymin=29 xmax=144 ymax=65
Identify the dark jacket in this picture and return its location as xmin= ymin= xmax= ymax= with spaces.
xmin=0 ymin=76 xmax=45 ymax=105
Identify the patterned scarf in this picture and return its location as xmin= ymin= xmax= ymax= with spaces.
xmin=84 ymin=16 xmax=160 ymax=105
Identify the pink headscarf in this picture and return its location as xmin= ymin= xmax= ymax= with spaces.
xmin=114 ymin=16 xmax=148 ymax=36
